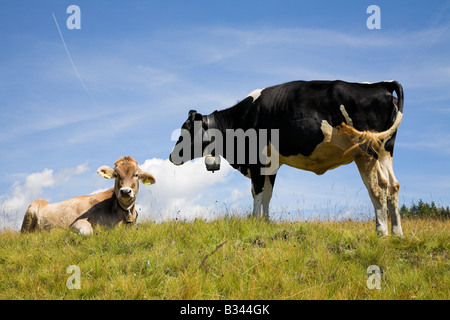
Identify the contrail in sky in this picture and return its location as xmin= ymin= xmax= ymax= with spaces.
xmin=52 ymin=12 xmax=98 ymax=106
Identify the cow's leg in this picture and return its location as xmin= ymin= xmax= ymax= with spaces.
xmin=250 ymin=171 xmax=276 ymax=219
xmin=251 ymin=179 xmax=263 ymax=218
xmin=354 ymin=156 xmax=389 ymax=236
xmin=262 ymin=175 xmax=276 ymax=220
xmin=250 ymin=170 xmax=265 ymax=218
xmin=379 ymin=154 xmax=403 ymax=236
xmin=70 ymin=219 xmax=93 ymax=235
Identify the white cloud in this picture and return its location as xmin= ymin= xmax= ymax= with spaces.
xmin=1 ymin=169 xmax=54 ymax=218
xmin=0 ymin=163 xmax=89 ymax=230
xmin=54 ymin=163 xmax=89 ymax=184
xmin=227 ymin=188 xmax=246 ymax=202
xmin=135 ymin=157 xmax=240 ymax=223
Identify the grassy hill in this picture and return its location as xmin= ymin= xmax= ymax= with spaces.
xmin=0 ymin=217 xmax=448 ymax=300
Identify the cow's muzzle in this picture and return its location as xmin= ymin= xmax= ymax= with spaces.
xmin=119 ymin=187 xmax=134 ymax=199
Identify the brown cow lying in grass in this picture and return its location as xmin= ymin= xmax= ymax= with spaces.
xmin=21 ymin=156 xmax=155 ymax=235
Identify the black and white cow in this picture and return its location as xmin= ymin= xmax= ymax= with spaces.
xmin=169 ymin=80 xmax=404 ymax=236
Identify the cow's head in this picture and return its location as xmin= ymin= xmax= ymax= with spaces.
xmin=169 ymin=110 xmax=207 ymax=165
xmin=97 ymin=156 xmax=155 ymax=222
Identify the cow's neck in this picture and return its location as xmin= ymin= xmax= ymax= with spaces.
xmin=205 ymin=106 xmax=240 ymax=132
xmin=203 ymin=106 xmax=243 ymax=162
xmin=117 ymin=200 xmax=135 ymax=214
xmin=112 ymin=194 xmax=135 ymax=220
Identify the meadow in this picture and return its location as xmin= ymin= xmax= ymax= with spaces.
xmin=0 ymin=217 xmax=448 ymax=300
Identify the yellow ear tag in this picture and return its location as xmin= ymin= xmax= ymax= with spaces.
xmin=104 ymin=173 xmax=111 ymax=179
xmin=144 ymin=178 xmax=152 ymax=185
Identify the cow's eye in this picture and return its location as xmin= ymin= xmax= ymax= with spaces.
xmin=134 ymin=173 xmax=139 ymax=177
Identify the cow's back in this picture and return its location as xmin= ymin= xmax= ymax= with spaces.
xmin=243 ymin=80 xmax=399 ymax=158
xmin=23 ymin=189 xmax=114 ymax=231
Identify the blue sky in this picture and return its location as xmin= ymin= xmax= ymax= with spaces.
xmin=1 ymin=1 xmax=449 ymax=229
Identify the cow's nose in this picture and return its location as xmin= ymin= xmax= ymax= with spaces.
xmin=120 ymin=187 xmax=133 ymax=197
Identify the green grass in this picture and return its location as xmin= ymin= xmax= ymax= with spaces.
xmin=0 ymin=217 xmax=448 ymax=300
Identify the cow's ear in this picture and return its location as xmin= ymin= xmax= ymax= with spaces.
xmin=97 ymin=166 xmax=114 ymax=179
xmin=139 ymin=171 xmax=156 ymax=185
xmin=189 ymin=110 xmax=202 ymax=121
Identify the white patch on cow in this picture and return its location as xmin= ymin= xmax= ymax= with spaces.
xmin=279 ymin=119 xmax=353 ymax=175
xmin=253 ymin=193 xmax=263 ymax=217
xmin=247 ymin=88 xmax=264 ymax=102
xmin=261 ymin=175 xmax=273 ymax=219
xmin=251 ymin=183 xmax=262 ymax=217
xmin=340 ymin=105 xmax=354 ymax=126
xmin=321 ymin=120 xmax=333 ymax=142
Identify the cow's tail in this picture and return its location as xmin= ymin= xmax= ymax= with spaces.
xmin=382 ymin=80 xmax=404 ymax=114
xmin=21 ymin=199 xmax=47 ymax=233
xmin=339 ymin=80 xmax=404 ymax=156
xmin=339 ymin=112 xmax=403 ymax=156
